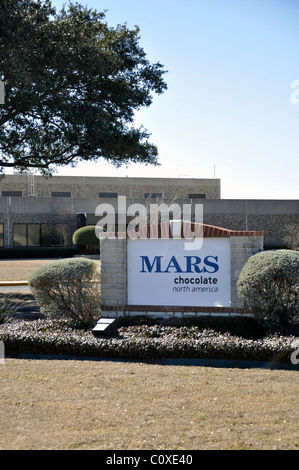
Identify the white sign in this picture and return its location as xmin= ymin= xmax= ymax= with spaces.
xmin=127 ymin=238 xmax=231 ymax=307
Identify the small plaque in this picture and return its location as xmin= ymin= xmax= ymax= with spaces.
xmin=92 ymin=318 xmax=118 ymax=338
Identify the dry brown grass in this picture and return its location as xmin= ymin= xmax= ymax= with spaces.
xmin=0 ymin=259 xmax=298 ymax=450
xmin=0 ymin=259 xmax=59 ymax=282
xmin=0 ymin=258 xmax=101 ymax=282
xmin=0 ymin=358 xmax=298 ymax=450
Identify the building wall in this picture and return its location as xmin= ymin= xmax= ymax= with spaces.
xmin=0 ymin=174 xmax=221 ymax=199
xmin=203 ymin=214 xmax=299 ymax=247
xmin=0 ymin=195 xmax=297 ymax=248
xmin=200 ymin=199 xmax=299 ymax=247
xmin=0 ymin=175 xmax=297 ymax=248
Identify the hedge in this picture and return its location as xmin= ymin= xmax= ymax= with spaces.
xmin=72 ymin=226 xmax=100 ymax=247
xmin=0 ymin=319 xmax=298 ymax=364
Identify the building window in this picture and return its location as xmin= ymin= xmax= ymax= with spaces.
xmin=27 ymin=224 xmax=41 ymax=246
xmin=41 ymin=224 xmax=68 ymax=247
xmin=13 ymin=223 xmax=69 ymax=247
xmin=99 ymin=192 xmax=118 ymax=198
xmin=13 ymin=224 xmax=40 ymax=247
xmin=188 ymin=193 xmax=206 ymax=199
xmin=2 ymin=191 xmax=22 ymax=197
xmin=51 ymin=192 xmax=71 ymax=197
xmin=0 ymin=224 xmax=3 ymax=247
xmin=144 ymin=193 xmax=163 ymax=199
xmin=13 ymin=224 xmax=30 ymax=246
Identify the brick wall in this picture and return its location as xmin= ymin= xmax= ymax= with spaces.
xmin=100 ymin=237 xmax=127 ymax=306
xmin=203 ymin=213 xmax=298 ymax=247
xmin=0 ymin=175 xmax=221 ymax=199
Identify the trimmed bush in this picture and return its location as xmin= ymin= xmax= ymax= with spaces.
xmin=73 ymin=226 xmax=100 ymax=248
xmin=0 ymin=319 xmax=297 ymax=364
xmin=116 ymin=315 xmax=265 ymax=339
xmin=237 ymin=250 xmax=299 ymax=328
xmin=29 ymin=258 xmax=101 ymax=329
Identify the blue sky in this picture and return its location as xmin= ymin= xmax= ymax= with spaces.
xmin=46 ymin=1 xmax=299 ymax=198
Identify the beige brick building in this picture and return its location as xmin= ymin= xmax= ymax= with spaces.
xmin=0 ymin=174 xmax=221 ymax=199
xmin=0 ymin=173 xmax=297 ymax=250
xmin=0 ymin=174 xmax=220 ymax=249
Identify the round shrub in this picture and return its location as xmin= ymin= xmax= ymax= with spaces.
xmin=72 ymin=226 xmax=99 ymax=248
xmin=29 ymin=258 xmax=101 ymax=329
xmin=237 ymin=250 xmax=299 ymax=328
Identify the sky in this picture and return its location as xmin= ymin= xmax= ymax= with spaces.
xmin=30 ymin=0 xmax=299 ymax=199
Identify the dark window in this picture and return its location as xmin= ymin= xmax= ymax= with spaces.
xmin=144 ymin=193 xmax=163 ymax=199
xmin=51 ymin=191 xmax=71 ymax=197
xmin=27 ymin=224 xmax=40 ymax=246
xmin=13 ymin=224 xmax=30 ymax=246
xmin=188 ymin=193 xmax=206 ymax=199
xmin=13 ymin=223 xmax=69 ymax=247
xmin=2 ymin=191 xmax=22 ymax=197
xmin=14 ymin=224 xmax=40 ymax=247
xmin=41 ymin=224 xmax=68 ymax=247
xmin=99 ymin=192 xmax=118 ymax=198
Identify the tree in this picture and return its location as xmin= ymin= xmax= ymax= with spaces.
xmin=0 ymin=0 xmax=167 ymax=174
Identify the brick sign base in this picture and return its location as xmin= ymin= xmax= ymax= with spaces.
xmin=100 ymin=222 xmax=264 ymax=319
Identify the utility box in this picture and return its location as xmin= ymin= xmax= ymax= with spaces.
xmin=92 ymin=318 xmax=118 ymax=338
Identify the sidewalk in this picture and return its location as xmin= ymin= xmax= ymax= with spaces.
xmin=0 ymin=284 xmax=41 ymax=319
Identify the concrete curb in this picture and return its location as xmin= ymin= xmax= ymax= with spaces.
xmin=0 ymin=281 xmax=28 ymax=286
